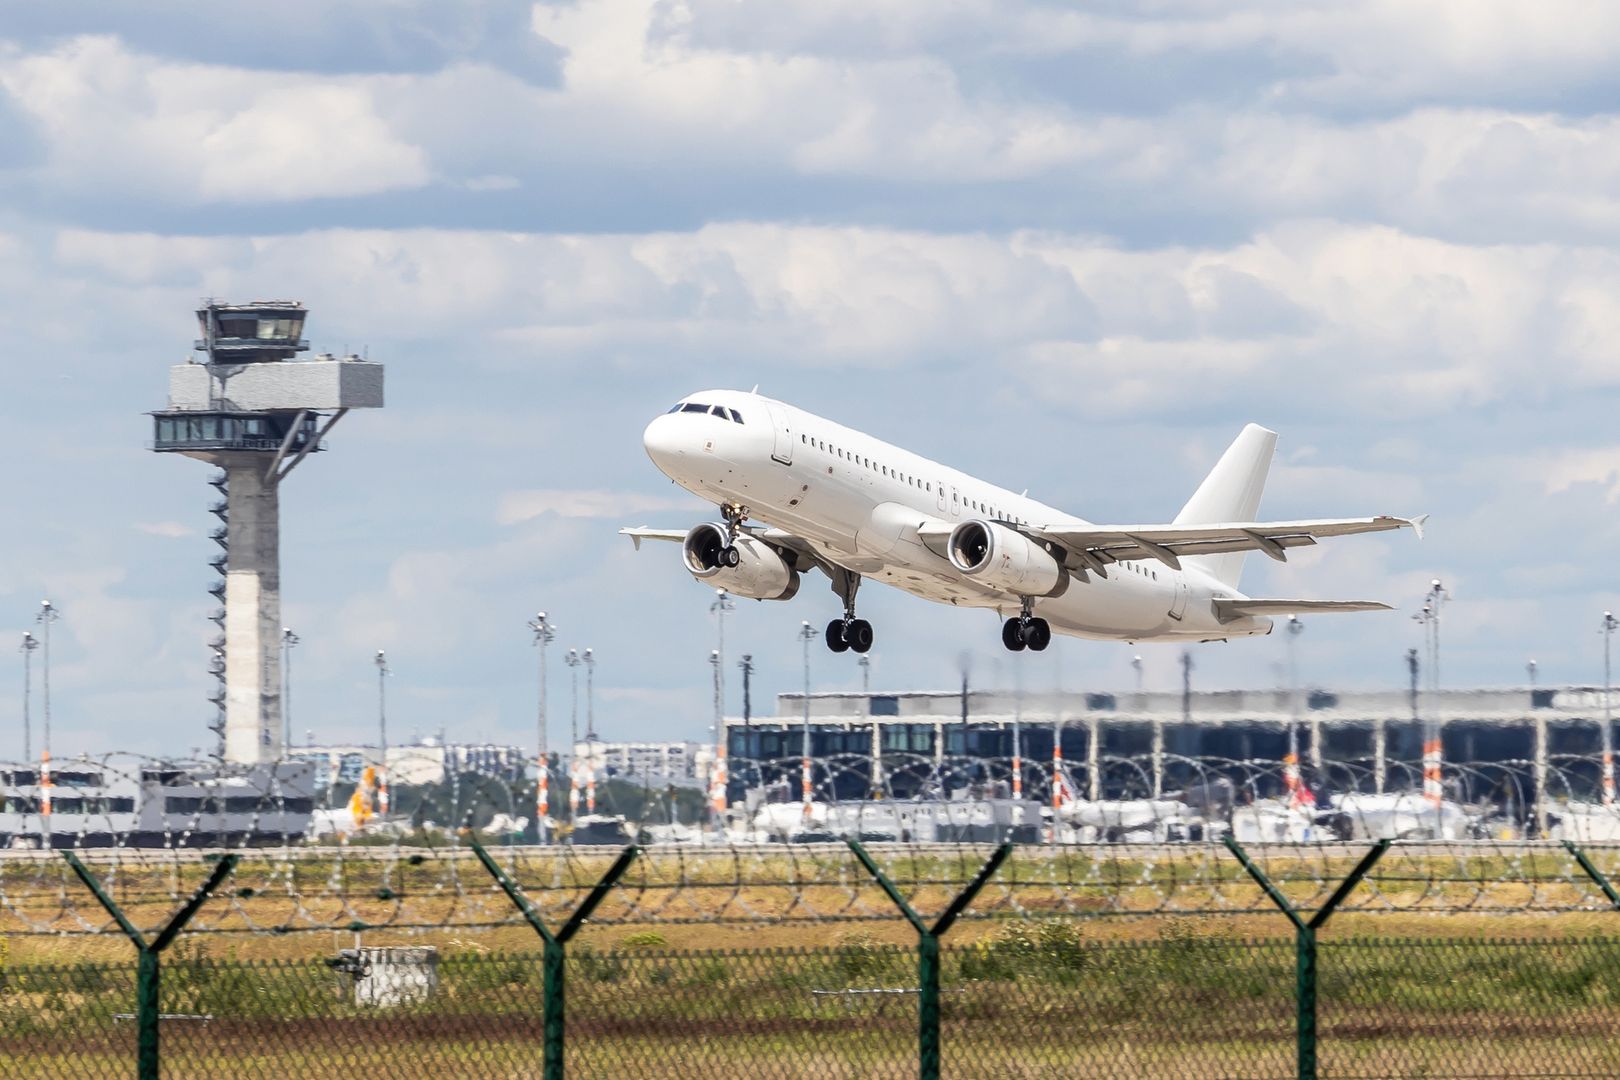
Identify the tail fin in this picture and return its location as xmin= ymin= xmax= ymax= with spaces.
xmin=1173 ymin=423 xmax=1278 ymax=590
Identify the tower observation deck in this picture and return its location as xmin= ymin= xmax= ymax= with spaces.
xmin=152 ymin=301 xmax=384 ymax=765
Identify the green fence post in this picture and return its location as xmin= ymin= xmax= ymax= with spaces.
xmin=63 ymin=850 xmax=239 ymax=1080
xmin=1562 ymin=840 xmax=1620 ymax=909
xmin=470 ymin=839 xmax=639 ymax=1080
xmin=1223 ymin=837 xmax=1388 ymax=1080
xmin=847 ymin=840 xmax=1012 ymax=1080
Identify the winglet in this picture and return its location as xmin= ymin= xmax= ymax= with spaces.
xmin=1407 ymin=514 xmax=1428 ymax=541
xmin=620 ymin=527 xmax=645 ymax=551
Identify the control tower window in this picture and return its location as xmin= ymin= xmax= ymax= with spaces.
xmin=255 ymin=317 xmax=304 ymax=339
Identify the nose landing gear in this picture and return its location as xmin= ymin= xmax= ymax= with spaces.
xmin=717 ymin=502 xmax=750 ymax=567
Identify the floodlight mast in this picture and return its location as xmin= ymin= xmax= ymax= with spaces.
xmin=798 ymin=621 xmax=817 ymax=820
xmin=18 ymin=632 xmax=38 ymax=762
xmin=150 ymin=300 xmax=383 ymax=765
xmin=528 ymin=612 xmax=557 ymax=842
xmin=374 ymin=650 xmax=390 ymax=817
xmin=1604 ymin=612 xmax=1618 ymax=805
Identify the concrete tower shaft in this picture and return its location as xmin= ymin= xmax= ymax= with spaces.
xmin=152 ymin=301 xmax=383 ymax=766
xmin=218 ymin=454 xmax=282 ymax=762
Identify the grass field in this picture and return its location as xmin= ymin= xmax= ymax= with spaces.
xmin=5 ymin=922 xmax=1620 ymax=1077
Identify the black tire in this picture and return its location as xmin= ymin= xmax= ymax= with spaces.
xmin=825 ymin=619 xmax=850 ymax=653
xmin=722 ymin=545 xmax=741 ymax=568
xmin=1001 ymin=619 xmax=1027 ymax=652
xmin=847 ymin=619 xmax=874 ymax=654
xmin=1023 ymin=618 xmax=1052 ymax=652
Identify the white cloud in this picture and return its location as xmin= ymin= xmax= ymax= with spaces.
xmin=0 ymin=36 xmax=430 ymax=202
xmin=133 ymin=521 xmax=191 ymax=538
xmin=497 ymin=489 xmax=693 ymax=525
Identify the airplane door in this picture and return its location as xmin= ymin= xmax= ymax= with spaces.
xmin=949 ymin=485 xmax=961 ymax=519
xmin=1169 ymin=579 xmax=1189 ymax=620
xmin=763 ymin=401 xmax=793 ymax=465
xmin=936 ymin=481 xmax=947 ymax=513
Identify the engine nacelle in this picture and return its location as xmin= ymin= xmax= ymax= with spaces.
xmin=947 ymin=519 xmax=1066 ymax=596
xmin=682 ymin=524 xmax=801 ymax=601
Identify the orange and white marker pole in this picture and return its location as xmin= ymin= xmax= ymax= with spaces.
xmin=1604 ymin=752 xmax=1616 ymax=807
xmin=1422 ymin=738 xmax=1443 ymax=807
xmin=39 ymin=749 xmax=51 ymax=819
xmin=537 ymin=763 xmax=550 ymax=833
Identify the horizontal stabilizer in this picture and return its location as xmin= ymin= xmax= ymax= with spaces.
xmin=1214 ymin=598 xmax=1392 ymax=620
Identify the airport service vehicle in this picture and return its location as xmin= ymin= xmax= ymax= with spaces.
xmin=624 ymin=390 xmax=1423 ymax=654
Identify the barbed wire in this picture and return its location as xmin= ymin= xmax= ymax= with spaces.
xmin=4 ymin=751 xmax=1620 ymax=936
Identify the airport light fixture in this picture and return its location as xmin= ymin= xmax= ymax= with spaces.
xmin=18 ymin=632 xmax=38 ymax=762
xmin=280 ymin=628 xmax=299 ymax=755
xmin=528 ymin=612 xmax=557 ymax=841
xmin=564 ymin=647 xmax=582 ymax=787
xmin=798 ymin=620 xmax=817 ymax=817
xmin=1527 ymin=659 xmax=1538 ymax=688
xmin=1604 ymin=612 xmax=1618 ymax=805
xmin=374 ymin=650 xmax=390 ymax=817
xmin=35 ymin=601 xmax=59 ymax=762
xmin=1285 ymin=615 xmax=1306 ymax=787
xmin=583 ymin=647 xmax=596 ymax=743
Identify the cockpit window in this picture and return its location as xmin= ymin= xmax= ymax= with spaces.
xmin=667 ymin=403 xmax=684 ymax=413
xmin=710 ymin=405 xmax=728 ymax=417
xmin=681 ymin=402 xmax=710 ymax=414
xmin=728 ymin=408 xmax=744 ymax=424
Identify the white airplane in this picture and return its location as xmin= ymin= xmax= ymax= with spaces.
xmin=623 ymin=390 xmax=1424 ymax=654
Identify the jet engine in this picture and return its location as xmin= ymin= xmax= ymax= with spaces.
xmin=682 ymin=524 xmax=801 ymax=601
xmin=947 ymin=519 xmax=1067 ymax=596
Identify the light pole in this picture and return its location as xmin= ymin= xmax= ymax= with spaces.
xmin=582 ymin=647 xmax=597 ymax=813
xmin=583 ymin=647 xmax=596 ymax=742
xmin=19 ymin=632 xmax=38 ymax=762
xmin=739 ymin=654 xmax=754 ymax=725
xmin=36 ymin=601 xmax=59 ymax=761
xmin=565 ymin=647 xmax=581 ymax=819
xmin=1285 ymin=616 xmax=1305 ymax=800
xmin=281 ymin=628 xmax=299 ymax=756
xmin=799 ymin=620 xmax=817 ymax=818
xmin=35 ymin=600 xmax=59 ymax=822
xmin=374 ymin=650 xmax=390 ymax=818
xmin=1527 ymin=659 xmax=1538 ymax=688
xmin=528 ymin=612 xmax=557 ymax=841
xmin=1604 ymin=612 xmax=1617 ymax=805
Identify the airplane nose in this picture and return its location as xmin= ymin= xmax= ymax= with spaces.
xmin=642 ymin=414 xmax=684 ymax=467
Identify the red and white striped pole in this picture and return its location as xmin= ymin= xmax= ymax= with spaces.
xmin=1422 ymin=738 xmax=1443 ymax=807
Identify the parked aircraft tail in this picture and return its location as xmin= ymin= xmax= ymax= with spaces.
xmin=1173 ymin=423 xmax=1278 ymax=590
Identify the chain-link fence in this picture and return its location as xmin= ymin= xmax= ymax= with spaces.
xmin=9 ymin=935 xmax=1620 ymax=1078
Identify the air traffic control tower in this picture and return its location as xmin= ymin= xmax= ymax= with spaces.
xmin=152 ymin=301 xmax=384 ymax=765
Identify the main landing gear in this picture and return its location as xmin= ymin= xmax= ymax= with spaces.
xmin=825 ymin=567 xmax=874 ymax=654
xmin=716 ymin=502 xmax=749 ymax=567
xmin=1002 ymin=599 xmax=1051 ymax=652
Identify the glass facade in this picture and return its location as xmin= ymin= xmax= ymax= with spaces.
xmin=153 ymin=412 xmax=319 ymax=452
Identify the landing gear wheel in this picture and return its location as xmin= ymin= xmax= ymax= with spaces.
xmin=846 ymin=619 xmax=874 ymax=654
xmin=1002 ymin=618 xmax=1027 ymax=652
xmin=721 ymin=545 xmax=741 ymax=568
xmin=826 ymin=619 xmax=850 ymax=653
xmin=1023 ymin=618 xmax=1052 ymax=652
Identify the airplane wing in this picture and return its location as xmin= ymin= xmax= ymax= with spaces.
xmin=1031 ymin=514 xmax=1425 ymax=571
xmin=1213 ymin=599 xmax=1391 ymax=619
xmin=619 ymin=527 xmax=687 ymax=551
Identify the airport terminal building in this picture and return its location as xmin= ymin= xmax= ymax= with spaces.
xmin=724 ymin=686 xmax=1613 ymax=805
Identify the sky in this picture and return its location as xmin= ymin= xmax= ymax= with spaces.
xmin=3 ymin=0 xmax=1620 ymax=757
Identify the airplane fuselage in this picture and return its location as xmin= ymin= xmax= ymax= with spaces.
xmin=641 ymin=390 xmax=1271 ymax=643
